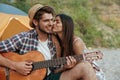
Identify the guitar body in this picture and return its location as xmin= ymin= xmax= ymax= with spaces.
xmin=0 ymin=51 xmax=47 ymax=80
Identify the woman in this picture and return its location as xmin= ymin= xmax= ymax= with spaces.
xmin=53 ymin=14 xmax=86 ymax=58
xmin=52 ymin=13 xmax=88 ymax=71
xmin=52 ymin=14 xmax=105 ymax=80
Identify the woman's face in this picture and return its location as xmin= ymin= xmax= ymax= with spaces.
xmin=52 ymin=16 xmax=63 ymax=33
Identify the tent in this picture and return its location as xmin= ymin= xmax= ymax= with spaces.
xmin=0 ymin=12 xmax=32 ymax=41
xmin=0 ymin=3 xmax=27 ymax=15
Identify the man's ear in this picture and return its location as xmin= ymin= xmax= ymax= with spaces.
xmin=33 ymin=19 xmax=38 ymax=26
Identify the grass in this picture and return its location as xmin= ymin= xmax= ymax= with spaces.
xmin=1 ymin=0 xmax=120 ymax=48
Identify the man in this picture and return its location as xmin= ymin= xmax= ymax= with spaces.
xmin=0 ymin=4 xmax=97 ymax=80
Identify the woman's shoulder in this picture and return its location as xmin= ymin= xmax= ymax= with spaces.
xmin=73 ymin=36 xmax=83 ymax=44
xmin=73 ymin=36 xmax=87 ymax=54
xmin=73 ymin=36 xmax=86 ymax=48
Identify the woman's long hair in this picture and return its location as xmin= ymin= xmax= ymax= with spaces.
xmin=56 ymin=14 xmax=74 ymax=57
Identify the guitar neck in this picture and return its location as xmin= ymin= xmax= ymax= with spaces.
xmin=32 ymin=54 xmax=83 ymax=70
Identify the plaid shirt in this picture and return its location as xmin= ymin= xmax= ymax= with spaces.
xmin=0 ymin=29 xmax=56 ymax=57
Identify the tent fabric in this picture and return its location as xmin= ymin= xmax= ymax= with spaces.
xmin=0 ymin=12 xmax=32 ymax=41
xmin=0 ymin=3 xmax=27 ymax=15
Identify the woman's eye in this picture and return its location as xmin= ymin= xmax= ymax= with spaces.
xmin=56 ymin=21 xmax=60 ymax=24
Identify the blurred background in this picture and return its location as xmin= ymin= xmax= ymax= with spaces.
xmin=0 ymin=0 xmax=120 ymax=49
xmin=0 ymin=0 xmax=120 ymax=80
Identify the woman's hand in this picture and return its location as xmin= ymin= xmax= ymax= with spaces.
xmin=63 ymin=56 xmax=77 ymax=70
xmin=12 ymin=61 xmax=33 ymax=75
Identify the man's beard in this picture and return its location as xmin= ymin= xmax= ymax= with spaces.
xmin=37 ymin=24 xmax=52 ymax=35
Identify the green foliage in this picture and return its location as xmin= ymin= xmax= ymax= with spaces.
xmin=0 ymin=0 xmax=10 ymax=3
xmin=104 ymin=20 xmax=117 ymax=29
xmin=115 ymin=0 xmax=120 ymax=5
xmin=81 ymin=26 xmax=103 ymax=47
xmin=11 ymin=0 xmax=30 ymax=13
xmin=1 ymin=0 xmax=120 ymax=48
xmin=0 ymin=0 xmax=30 ymax=13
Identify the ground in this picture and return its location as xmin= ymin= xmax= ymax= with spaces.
xmin=95 ymin=48 xmax=120 ymax=80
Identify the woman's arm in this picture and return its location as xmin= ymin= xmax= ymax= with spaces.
xmin=73 ymin=36 xmax=86 ymax=55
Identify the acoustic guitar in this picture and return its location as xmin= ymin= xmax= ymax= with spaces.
xmin=0 ymin=50 xmax=103 ymax=80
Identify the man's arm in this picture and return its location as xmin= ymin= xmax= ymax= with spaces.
xmin=0 ymin=54 xmax=15 ymax=69
xmin=0 ymin=54 xmax=32 ymax=75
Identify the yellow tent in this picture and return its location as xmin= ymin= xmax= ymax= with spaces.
xmin=0 ymin=12 xmax=32 ymax=41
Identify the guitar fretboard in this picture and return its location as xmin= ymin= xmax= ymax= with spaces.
xmin=32 ymin=54 xmax=83 ymax=70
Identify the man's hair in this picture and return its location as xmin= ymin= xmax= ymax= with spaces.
xmin=31 ymin=6 xmax=55 ymax=28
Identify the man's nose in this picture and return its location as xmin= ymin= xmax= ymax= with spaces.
xmin=49 ymin=20 xmax=54 ymax=26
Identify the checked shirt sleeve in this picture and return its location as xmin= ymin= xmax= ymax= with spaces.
xmin=0 ymin=34 xmax=23 ymax=53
